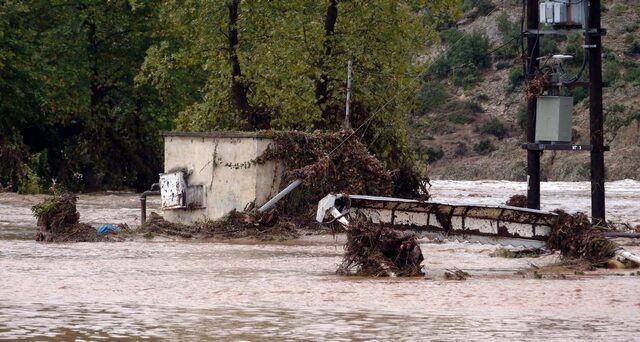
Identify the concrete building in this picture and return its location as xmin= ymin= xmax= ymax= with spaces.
xmin=160 ymin=131 xmax=282 ymax=224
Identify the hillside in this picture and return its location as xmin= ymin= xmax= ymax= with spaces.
xmin=412 ymin=0 xmax=640 ymax=181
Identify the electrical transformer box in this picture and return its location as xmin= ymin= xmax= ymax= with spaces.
xmin=535 ymin=96 xmax=573 ymax=143
xmin=539 ymin=1 xmax=587 ymax=28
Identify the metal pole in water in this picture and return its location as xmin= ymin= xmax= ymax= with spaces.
xmin=258 ymin=179 xmax=303 ymax=213
xmin=588 ymin=0 xmax=606 ymax=224
xmin=526 ymin=0 xmax=541 ymax=210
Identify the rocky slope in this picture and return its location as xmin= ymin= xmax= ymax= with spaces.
xmin=416 ymin=0 xmax=639 ymax=181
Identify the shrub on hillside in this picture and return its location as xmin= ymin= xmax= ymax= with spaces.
xmin=432 ymin=30 xmax=491 ymax=87
xmin=474 ymin=139 xmax=496 ymax=155
xmin=417 ymin=80 xmax=450 ymax=114
xmin=516 ymin=104 xmax=528 ymax=131
xmin=481 ymin=118 xmax=507 ymax=139
xmin=462 ymin=0 xmax=495 ymax=17
xmin=495 ymin=13 xmax=520 ymax=61
xmin=623 ymin=67 xmax=640 ymax=85
xmin=507 ymin=66 xmax=524 ymax=92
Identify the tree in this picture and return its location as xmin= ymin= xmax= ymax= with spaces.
xmin=139 ymin=0 xmax=461 ymax=169
xmin=0 ymin=1 xmax=171 ymax=192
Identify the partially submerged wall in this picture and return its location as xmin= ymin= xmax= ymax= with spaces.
xmin=161 ymin=132 xmax=281 ymax=224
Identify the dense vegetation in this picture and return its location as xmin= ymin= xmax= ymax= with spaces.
xmin=0 ymin=0 xmax=460 ymax=193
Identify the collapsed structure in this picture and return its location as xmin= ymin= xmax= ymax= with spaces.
xmin=31 ymin=130 xmax=640 ymax=277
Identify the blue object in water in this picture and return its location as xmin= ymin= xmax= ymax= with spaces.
xmin=97 ymin=224 xmax=119 ymax=235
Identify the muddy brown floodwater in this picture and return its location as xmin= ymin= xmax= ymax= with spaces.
xmin=1 ymin=181 xmax=640 ymax=341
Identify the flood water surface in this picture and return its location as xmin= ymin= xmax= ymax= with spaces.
xmin=1 ymin=181 xmax=640 ymax=340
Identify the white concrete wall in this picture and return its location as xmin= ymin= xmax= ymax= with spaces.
xmin=162 ymin=132 xmax=281 ymax=224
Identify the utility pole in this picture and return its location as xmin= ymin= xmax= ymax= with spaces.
xmin=526 ymin=0 xmax=541 ymax=210
xmin=589 ymin=0 xmax=606 ymax=224
xmin=344 ymin=60 xmax=352 ymax=129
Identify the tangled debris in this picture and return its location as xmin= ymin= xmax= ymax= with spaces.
xmin=259 ymin=130 xmax=428 ymax=217
xmin=490 ymin=247 xmax=544 ymax=258
xmin=137 ymin=211 xmax=299 ymax=241
xmin=506 ymin=194 xmax=528 ymax=208
xmin=32 ymin=193 xmax=123 ymax=242
xmin=337 ymin=214 xmax=424 ymax=277
xmin=547 ymin=210 xmax=619 ymax=263
xmin=444 ymin=269 xmax=470 ymax=280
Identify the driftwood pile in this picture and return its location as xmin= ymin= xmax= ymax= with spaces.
xmin=137 ymin=211 xmax=299 ymax=241
xmin=337 ymin=214 xmax=424 ymax=277
xmin=505 ymin=195 xmax=620 ymax=263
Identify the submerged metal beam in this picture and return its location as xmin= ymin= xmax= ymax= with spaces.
xmin=317 ymin=194 xmax=559 ymax=248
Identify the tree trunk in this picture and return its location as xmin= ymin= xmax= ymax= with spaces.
xmin=313 ymin=0 xmax=338 ymax=130
xmin=227 ymin=0 xmax=254 ymax=130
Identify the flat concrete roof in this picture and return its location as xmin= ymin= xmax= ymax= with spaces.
xmin=161 ymin=131 xmax=275 ymax=139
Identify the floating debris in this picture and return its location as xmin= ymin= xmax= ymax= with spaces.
xmin=32 ymin=193 xmax=125 ymax=242
xmin=444 ymin=269 xmax=470 ymax=280
xmin=506 ymin=194 xmax=528 ymax=208
xmin=547 ymin=210 xmax=618 ymax=263
xmin=490 ymin=247 xmax=544 ymax=258
xmin=337 ymin=214 xmax=424 ymax=277
xmin=138 ymin=211 xmax=299 ymax=241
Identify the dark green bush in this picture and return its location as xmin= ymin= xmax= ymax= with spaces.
xmin=603 ymin=60 xmax=621 ymax=86
xmin=432 ymin=31 xmax=491 ymax=87
xmin=462 ymin=0 xmax=495 ymax=17
xmin=628 ymin=41 xmax=640 ymax=55
xmin=495 ymin=60 xmax=512 ymax=70
xmin=623 ymin=67 xmax=640 ymax=85
xmin=569 ymin=87 xmax=588 ymax=104
xmin=481 ymin=118 xmax=507 ymax=139
xmin=417 ymin=80 xmax=450 ymax=113
xmin=447 ymin=111 xmax=475 ymax=124
xmin=425 ymin=146 xmax=444 ymax=162
xmin=605 ymin=104 xmax=627 ymax=133
xmin=507 ymin=66 xmax=524 ymax=92
xmin=495 ymin=13 xmax=520 ymax=61
xmin=440 ymin=28 xmax=463 ymax=44
xmin=564 ymin=33 xmax=584 ymax=66
xmin=474 ymin=139 xmax=496 ymax=155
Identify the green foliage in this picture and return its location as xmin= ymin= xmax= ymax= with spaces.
xmin=516 ymin=104 xmax=528 ymax=131
xmin=417 ymin=80 xmax=450 ymax=113
xmin=604 ymin=104 xmax=630 ymax=135
xmin=495 ymin=60 xmax=512 ymax=70
xmin=569 ymin=87 xmax=588 ymax=104
xmin=623 ymin=23 xmax=639 ymax=33
xmin=473 ymin=139 xmax=496 ymax=155
xmin=628 ymin=41 xmax=640 ymax=55
xmin=447 ymin=111 xmax=474 ymax=124
xmin=539 ymin=35 xmax=565 ymax=57
xmin=563 ymin=33 xmax=584 ymax=66
xmin=612 ymin=4 xmax=627 ymax=17
xmin=481 ymin=118 xmax=506 ymax=139
xmin=461 ymin=0 xmax=495 ymax=17
xmin=419 ymin=146 xmax=444 ymax=162
xmin=623 ymin=67 xmax=640 ymax=85
xmin=495 ymin=12 xmax=520 ymax=61
xmin=1 ymin=0 xmax=463 ymax=193
xmin=507 ymin=66 xmax=524 ymax=92
xmin=31 ymin=197 xmax=58 ymax=219
xmin=440 ymin=28 xmax=463 ymax=44
xmin=0 ymin=1 xmax=171 ymax=192
xmin=603 ymin=60 xmax=622 ymax=87
xmin=432 ymin=30 xmax=490 ymax=87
